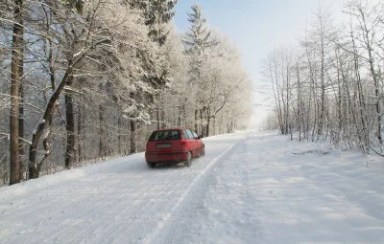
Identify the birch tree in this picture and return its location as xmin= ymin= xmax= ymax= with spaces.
xmin=346 ymin=0 xmax=384 ymax=148
xmin=265 ymin=0 xmax=384 ymax=154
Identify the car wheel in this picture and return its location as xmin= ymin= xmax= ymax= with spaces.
xmin=147 ymin=162 xmax=156 ymax=168
xmin=185 ymin=152 xmax=192 ymax=167
xmin=200 ymin=147 xmax=205 ymax=157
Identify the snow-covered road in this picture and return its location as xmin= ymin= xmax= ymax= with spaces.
xmin=1 ymin=131 xmax=384 ymax=243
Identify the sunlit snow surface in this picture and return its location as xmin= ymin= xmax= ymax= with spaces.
xmin=1 ymin=131 xmax=384 ymax=243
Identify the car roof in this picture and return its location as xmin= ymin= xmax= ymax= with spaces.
xmin=152 ymin=128 xmax=190 ymax=132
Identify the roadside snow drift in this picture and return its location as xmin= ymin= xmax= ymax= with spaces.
xmin=1 ymin=131 xmax=384 ymax=243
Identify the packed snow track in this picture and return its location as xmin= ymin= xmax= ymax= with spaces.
xmin=1 ymin=131 xmax=384 ymax=243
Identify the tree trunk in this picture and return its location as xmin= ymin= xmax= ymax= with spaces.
xmin=28 ymin=63 xmax=75 ymax=178
xmin=310 ymin=67 xmax=318 ymax=142
xmin=336 ymin=57 xmax=343 ymax=144
xmin=194 ymin=109 xmax=198 ymax=133
xmin=77 ymin=102 xmax=82 ymax=162
xmin=219 ymin=113 xmax=223 ymax=134
xmin=161 ymin=107 xmax=166 ymax=129
xmin=118 ymin=113 xmax=122 ymax=155
xmin=296 ymin=66 xmax=302 ymax=141
xmin=206 ymin=108 xmax=210 ymax=137
xmin=27 ymin=5 xmax=103 ymax=177
xmin=18 ymin=36 xmax=25 ymax=178
xmin=65 ymin=76 xmax=75 ymax=169
xmin=177 ymin=105 xmax=183 ymax=127
xmin=285 ymin=65 xmax=290 ymax=135
xmin=156 ymin=108 xmax=160 ymax=129
xmin=358 ymin=4 xmax=382 ymax=146
xmin=98 ymin=104 xmax=106 ymax=158
xmin=29 ymin=163 xmax=42 ymax=179
xmin=351 ymin=28 xmax=369 ymax=152
xmin=200 ymin=109 xmax=204 ymax=137
xmin=318 ymin=31 xmax=326 ymax=138
xmin=130 ymin=120 xmax=136 ymax=154
xmin=10 ymin=0 xmax=24 ymax=185
xmin=212 ymin=116 xmax=216 ymax=136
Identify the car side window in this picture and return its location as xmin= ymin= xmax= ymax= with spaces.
xmin=191 ymin=130 xmax=199 ymax=139
xmin=182 ymin=130 xmax=190 ymax=139
xmin=186 ymin=130 xmax=194 ymax=139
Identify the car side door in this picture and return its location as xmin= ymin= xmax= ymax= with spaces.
xmin=191 ymin=130 xmax=202 ymax=154
xmin=185 ymin=129 xmax=196 ymax=156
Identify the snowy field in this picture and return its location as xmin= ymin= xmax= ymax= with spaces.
xmin=1 ymin=131 xmax=384 ymax=243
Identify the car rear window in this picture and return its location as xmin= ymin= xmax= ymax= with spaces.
xmin=149 ymin=130 xmax=181 ymax=141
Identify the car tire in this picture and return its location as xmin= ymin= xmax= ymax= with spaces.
xmin=147 ymin=162 xmax=156 ymax=168
xmin=200 ymin=147 xmax=205 ymax=157
xmin=185 ymin=152 xmax=192 ymax=167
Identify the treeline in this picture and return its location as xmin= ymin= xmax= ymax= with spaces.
xmin=264 ymin=0 xmax=384 ymax=154
xmin=0 ymin=0 xmax=252 ymax=185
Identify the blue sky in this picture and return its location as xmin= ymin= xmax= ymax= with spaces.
xmin=173 ymin=0 xmax=346 ymax=127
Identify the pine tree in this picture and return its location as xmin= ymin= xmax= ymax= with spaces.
xmin=184 ymin=4 xmax=217 ymax=54
xmin=183 ymin=4 xmax=217 ymax=135
xmin=131 ymin=0 xmax=178 ymax=46
xmin=129 ymin=0 xmax=178 ymax=137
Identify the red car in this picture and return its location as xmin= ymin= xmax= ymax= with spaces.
xmin=145 ymin=128 xmax=205 ymax=168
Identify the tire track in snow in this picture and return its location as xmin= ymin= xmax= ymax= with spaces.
xmin=56 ymin=169 xmax=192 ymax=244
xmin=174 ymin=134 xmax=265 ymax=243
xmin=144 ymin=136 xmax=245 ymax=244
xmin=0 ymin=132 xmax=248 ymax=243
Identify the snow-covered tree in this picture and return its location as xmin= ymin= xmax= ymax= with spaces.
xmin=0 ymin=0 xmax=253 ymax=184
xmin=264 ymin=0 xmax=384 ymax=154
xmin=131 ymin=0 xmax=178 ymax=46
xmin=183 ymin=4 xmax=218 ymax=134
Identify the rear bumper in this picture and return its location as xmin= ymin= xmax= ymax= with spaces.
xmin=145 ymin=151 xmax=188 ymax=163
